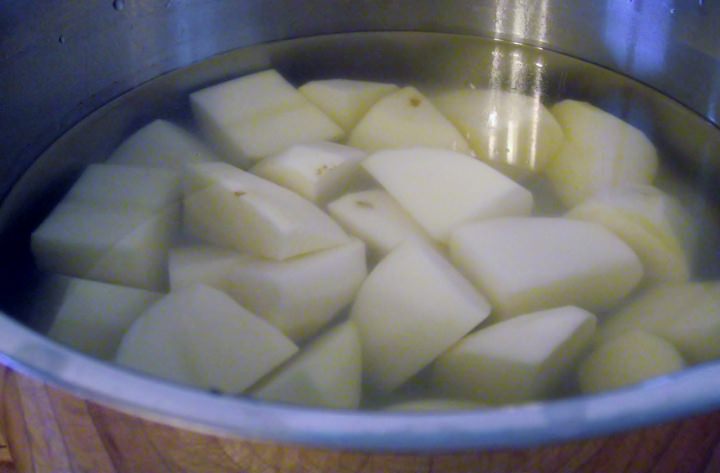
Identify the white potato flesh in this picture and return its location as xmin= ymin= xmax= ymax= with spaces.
xmin=168 ymin=245 xmax=242 ymax=291
xmin=327 ymin=189 xmax=430 ymax=258
xmin=566 ymin=185 xmax=692 ymax=282
xmin=106 ymin=119 xmax=218 ymax=171
xmin=31 ymin=202 xmax=178 ymax=291
xmin=183 ymin=162 xmax=350 ymax=260
xmin=350 ymin=238 xmax=490 ymax=393
xmin=362 ymin=147 xmax=534 ymax=241
xmin=190 ymin=69 xmax=343 ymax=165
xmin=224 ymin=239 xmax=367 ymax=341
xmin=251 ymin=141 xmax=366 ymax=204
xmin=348 ymin=87 xmax=471 ymax=153
xmin=116 ymin=285 xmax=298 ymax=392
xmin=544 ymin=100 xmax=659 ymax=207
xmin=250 ymin=321 xmax=362 ymax=409
xmin=597 ymin=282 xmax=720 ymax=363
xmin=41 ymin=275 xmax=161 ymax=359
xmin=578 ymin=330 xmax=685 ymax=394
xmin=433 ymin=89 xmax=564 ymax=177
xmin=449 ymin=217 xmax=643 ymax=318
xmin=299 ymin=79 xmax=399 ymax=131
xmin=65 ymin=164 xmax=181 ymax=212
xmin=432 ymin=306 xmax=597 ymax=404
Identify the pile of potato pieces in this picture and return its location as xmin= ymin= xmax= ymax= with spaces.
xmin=30 ymin=69 xmax=720 ymax=410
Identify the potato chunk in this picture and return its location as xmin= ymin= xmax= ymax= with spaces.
xmin=432 ymin=306 xmax=596 ymax=404
xmin=597 ymin=282 xmax=720 ymax=363
xmin=544 ymin=100 xmax=658 ymax=207
xmin=578 ymin=330 xmax=685 ymax=394
xmin=449 ymin=217 xmax=643 ymax=318
xmin=251 ymin=142 xmax=366 ymax=204
xmin=183 ymin=162 xmax=350 ymax=260
xmin=224 ymin=239 xmax=367 ymax=342
xmin=42 ymin=275 xmax=161 ymax=359
xmin=106 ymin=119 xmax=217 ymax=171
xmin=328 ymin=189 xmax=430 ymax=259
xmin=433 ymin=89 xmax=564 ymax=177
xmin=299 ymin=79 xmax=398 ymax=131
xmin=250 ymin=321 xmax=362 ymax=409
xmin=191 ymin=70 xmax=343 ymax=165
xmin=362 ymin=147 xmax=533 ymax=241
xmin=116 ymin=285 xmax=298 ymax=392
xmin=348 ymin=87 xmax=470 ymax=153
xmin=350 ymin=238 xmax=490 ymax=392
xmin=566 ymin=185 xmax=692 ymax=282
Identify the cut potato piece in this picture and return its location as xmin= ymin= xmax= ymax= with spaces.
xmin=578 ymin=330 xmax=685 ymax=394
xmin=66 ymin=164 xmax=181 ymax=212
xmin=168 ymin=245 xmax=242 ymax=291
xmin=116 ymin=285 xmax=298 ymax=392
xmin=250 ymin=321 xmax=362 ymax=409
xmin=433 ymin=89 xmax=564 ymax=177
xmin=597 ymin=282 xmax=720 ymax=363
xmin=299 ymin=79 xmax=399 ymax=131
xmin=251 ymin=142 xmax=366 ymax=204
xmin=450 ymin=217 xmax=643 ymax=318
xmin=191 ymin=69 xmax=343 ymax=165
xmin=567 ymin=185 xmax=692 ymax=282
xmin=362 ymin=147 xmax=533 ymax=241
xmin=225 ymin=239 xmax=367 ymax=341
xmin=432 ymin=306 xmax=596 ymax=404
xmin=348 ymin=87 xmax=470 ymax=153
xmin=383 ymin=399 xmax=485 ymax=411
xmin=183 ymin=162 xmax=350 ymax=260
xmin=544 ymin=100 xmax=659 ymax=207
xmin=327 ymin=189 xmax=430 ymax=258
xmin=351 ymin=238 xmax=490 ymax=392
xmin=31 ymin=202 xmax=177 ymax=291
xmin=41 ymin=275 xmax=161 ymax=359
xmin=106 ymin=119 xmax=217 ymax=171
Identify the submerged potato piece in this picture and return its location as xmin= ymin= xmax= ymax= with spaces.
xmin=106 ymin=119 xmax=218 ymax=171
xmin=348 ymin=87 xmax=471 ymax=153
xmin=250 ymin=321 xmax=362 ymax=409
xmin=578 ymin=330 xmax=685 ymax=394
xmin=544 ymin=100 xmax=659 ymax=207
xmin=383 ymin=398 xmax=485 ymax=411
xmin=299 ymin=79 xmax=399 ymax=131
xmin=190 ymin=69 xmax=343 ymax=165
xmin=433 ymin=89 xmax=564 ymax=177
xmin=42 ymin=275 xmax=161 ymax=359
xmin=450 ymin=217 xmax=643 ymax=319
xmin=31 ymin=202 xmax=177 ymax=291
xmin=251 ymin=142 xmax=366 ymax=204
xmin=168 ymin=245 xmax=243 ymax=291
xmin=362 ymin=147 xmax=533 ymax=241
xmin=351 ymin=238 xmax=490 ymax=393
xmin=327 ymin=189 xmax=430 ymax=258
xmin=224 ymin=239 xmax=367 ymax=341
xmin=66 ymin=163 xmax=181 ymax=212
xmin=432 ymin=306 xmax=596 ymax=404
xmin=597 ymin=282 xmax=720 ymax=363
xmin=183 ymin=162 xmax=350 ymax=260
xmin=116 ymin=285 xmax=298 ymax=392
xmin=566 ymin=185 xmax=692 ymax=283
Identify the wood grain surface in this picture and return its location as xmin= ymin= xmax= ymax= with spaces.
xmin=2 ymin=364 xmax=720 ymax=473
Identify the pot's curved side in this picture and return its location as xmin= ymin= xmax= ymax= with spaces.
xmin=2 ymin=365 xmax=720 ymax=473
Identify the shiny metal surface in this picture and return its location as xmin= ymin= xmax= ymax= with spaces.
xmin=1 ymin=0 xmax=720 ymax=451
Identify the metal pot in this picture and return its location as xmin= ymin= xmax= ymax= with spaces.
xmin=1 ymin=0 xmax=720 ymax=453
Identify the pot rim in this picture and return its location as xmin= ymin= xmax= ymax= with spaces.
xmin=2 ymin=311 xmax=719 ymax=452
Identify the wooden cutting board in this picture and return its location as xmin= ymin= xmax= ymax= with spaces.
xmin=2 ymin=365 xmax=720 ymax=473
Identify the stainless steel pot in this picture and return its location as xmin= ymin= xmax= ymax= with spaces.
xmin=1 ymin=0 xmax=720 ymax=452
